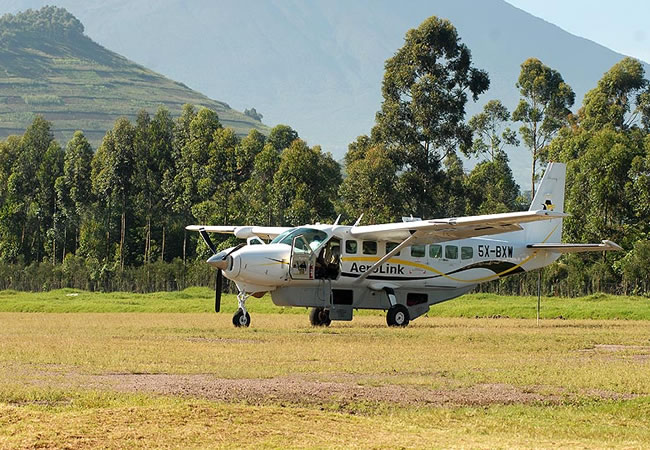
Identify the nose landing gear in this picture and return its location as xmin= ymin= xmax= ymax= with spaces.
xmin=232 ymin=292 xmax=251 ymax=327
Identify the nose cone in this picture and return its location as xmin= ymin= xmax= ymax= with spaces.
xmin=207 ymin=249 xmax=230 ymax=270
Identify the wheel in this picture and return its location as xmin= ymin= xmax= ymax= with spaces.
xmin=232 ymin=308 xmax=251 ymax=327
xmin=386 ymin=304 xmax=410 ymax=327
xmin=309 ymin=307 xmax=331 ymax=327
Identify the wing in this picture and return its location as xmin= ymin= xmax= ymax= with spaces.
xmin=349 ymin=210 xmax=567 ymax=243
xmin=185 ymin=225 xmax=291 ymax=240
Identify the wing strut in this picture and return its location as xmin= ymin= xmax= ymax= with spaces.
xmin=355 ymin=233 xmax=418 ymax=283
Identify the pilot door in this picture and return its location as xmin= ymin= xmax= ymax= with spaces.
xmin=289 ymin=235 xmax=316 ymax=280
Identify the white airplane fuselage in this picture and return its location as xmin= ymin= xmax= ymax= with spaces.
xmin=193 ymin=162 xmax=619 ymax=327
xmin=215 ymin=224 xmax=560 ymax=321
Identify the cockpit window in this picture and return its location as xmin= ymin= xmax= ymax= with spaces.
xmin=270 ymin=227 xmax=328 ymax=251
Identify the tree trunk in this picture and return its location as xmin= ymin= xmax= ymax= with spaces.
xmin=531 ymin=148 xmax=536 ymax=200
xmin=161 ymin=225 xmax=165 ymax=262
xmin=183 ymin=227 xmax=187 ymax=265
xmin=120 ymin=209 xmax=126 ymax=270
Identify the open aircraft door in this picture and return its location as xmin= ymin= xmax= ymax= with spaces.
xmin=289 ymin=235 xmax=316 ymax=280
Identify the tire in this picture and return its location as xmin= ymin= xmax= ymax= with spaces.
xmin=309 ymin=307 xmax=331 ymax=327
xmin=232 ymin=308 xmax=251 ymax=327
xmin=386 ymin=304 xmax=410 ymax=327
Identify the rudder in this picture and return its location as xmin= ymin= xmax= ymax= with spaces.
xmin=524 ymin=162 xmax=566 ymax=243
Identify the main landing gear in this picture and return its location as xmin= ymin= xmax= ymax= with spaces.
xmin=309 ymin=307 xmax=331 ymax=327
xmin=232 ymin=292 xmax=251 ymax=327
xmin=386 ymin=304 xmax=410 ymax=327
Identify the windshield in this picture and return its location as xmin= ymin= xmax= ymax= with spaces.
xmin=271 ymin=227 xmax=328 ymax=251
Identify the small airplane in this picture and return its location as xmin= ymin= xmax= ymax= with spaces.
xmin=187 ymin=162 xmax=621 ymax=328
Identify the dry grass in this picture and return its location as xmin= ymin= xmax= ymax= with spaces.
xmin=1 ymin=312 xmax=649 ymax=448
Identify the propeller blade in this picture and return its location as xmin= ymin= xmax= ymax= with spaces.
xmin=215 ymin=269 xmax=222 ymax=313
xmin=225 ymin=243 xmax=246 ymax=257
xmin=199 ymin=228 xmax=217 ymax=254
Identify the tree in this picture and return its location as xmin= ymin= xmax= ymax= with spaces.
xmin=267 ymin=124 xmax=299 ymax=152
xmin=372 ymin=16 xmax=489 ymax=218
xmin=240 ymin=143 xmax=281 ymax=226
xmin=38 ymin=141 xmax=64 ymax=263
xmin=580 ymin=57 xmax=649 ymax=132
xmin=512 ymin=58 xmax=575 ymax=198
xmin=339 ymin=146 xmax=402 ymax=224
xmin=147 ymin=107 xmax=175 ymax=262
xmin=273 ymin=140 xmax=341 ymax=226
xmin=465 ymin=151 xmax=521 ymax=214
xmin=468 ymin=99 xmax=519 ymax=161
xmin=61 ymin=131 xmax=93 ymax=255
xmin=9 ymin=116 xmax=56 ymax=262
xmin=91 ymin=118 xmax=135 ymax=268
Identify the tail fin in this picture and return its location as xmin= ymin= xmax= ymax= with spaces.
xmin=524 ymin=162 xmax=566 ymax=243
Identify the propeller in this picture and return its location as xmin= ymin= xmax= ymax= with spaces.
xmin=198 ymin=228 xmax=245 ymax=313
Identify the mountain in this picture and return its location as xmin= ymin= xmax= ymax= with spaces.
xmin=2 ymin=1 xmax=648 ymax=187
xmin=0 ymin=7 xmax=268 ymax=147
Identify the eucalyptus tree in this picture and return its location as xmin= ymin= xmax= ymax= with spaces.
xmin=339 ymin=145 xmax=402 ymax=224
xmin=60 ymin=131 xmax=93 ymax=255
xmin=273 ymin=140 xmax=341 ymax=226
xmin=580 ymin=57 xmax=649 ymax=132
xmin=267 ymin=124 xmax=299 ymax=152
xmin=372 ymin=16 xmax=489 ymax=218
xmin=513 ymin=58 xmax=575 ymax=198
xmin=91 ymin=118 xmax=136 ymax=268
xmin=468 ymin=99 xmax=519 ymax=161
xmin=9 ymin=116 xmax=56 ymax=262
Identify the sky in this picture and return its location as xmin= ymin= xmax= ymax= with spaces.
xmin=506 ymin=0 xmax=650 ymax=63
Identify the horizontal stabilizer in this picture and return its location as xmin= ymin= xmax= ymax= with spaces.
xmin=527 ymin=240 xmax=622 ymax=253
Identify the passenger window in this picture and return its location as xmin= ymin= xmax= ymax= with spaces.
xmin=461 ymin=246 xmax=473 ymax=260
xmin=445 ymin=245 xmax=458 ymax=259
xmin=386 ymin=242 xmax=400 ymax=256
xmin=345 ymin=240 xmax=358 ymax=254
xmin=410 ymin=245 xmax=425 ymax=258
xmin=429 ymin=244 xmax=442 ymax=259
xmin=362 ymin=241 xmax=377 ymax=255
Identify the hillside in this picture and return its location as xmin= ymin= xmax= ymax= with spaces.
xmin=5 ymin=0 xmax=646 ymax=188
xmin=0 ymin=7 xmax=268 ymax=147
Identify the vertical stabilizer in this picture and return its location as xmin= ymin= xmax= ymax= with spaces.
xmin=524 ymin=162 xmax=566 ymax=243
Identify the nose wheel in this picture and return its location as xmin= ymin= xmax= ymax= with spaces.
xmin=232 ymin=292 xmax=251 ymax=328
xmin=233 ymin=308 xmax=251 ymax=327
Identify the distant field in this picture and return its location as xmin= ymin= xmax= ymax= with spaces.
xmin=1 ymin=288 xmax=649 ymax=320
xmin=0 ymin=310 xmax=649 ymax=448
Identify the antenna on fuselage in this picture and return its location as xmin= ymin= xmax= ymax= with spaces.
xmin=353 ymin=214 xmax=364 ymax=227
xmin=333 ymin=214 xmax=341 ymax=225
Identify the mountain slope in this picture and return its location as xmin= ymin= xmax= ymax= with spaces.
xmin=2 ymin=1 xmax=648 ymax=186
xmin=0 ymin=7 xmax=268 ymax=147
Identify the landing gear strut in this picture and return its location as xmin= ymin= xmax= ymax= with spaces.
xmin=309 ymin=307 xmax=331 ymax=327
xmin=232 ymin=292 xmax=251 ymax=327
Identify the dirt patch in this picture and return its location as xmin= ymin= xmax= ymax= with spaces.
xmin=2 ymin=363 xmax=638 ymax=408
xmin=579 ymin=344 xmax=650 ymax=361
xmin=91 ymin=373 xmax=631 ymax=407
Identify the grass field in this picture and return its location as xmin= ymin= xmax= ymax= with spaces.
xmin=1 ymin=290 xmax=649 ymax=448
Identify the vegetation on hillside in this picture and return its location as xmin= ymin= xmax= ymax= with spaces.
xmin=0 ymin=12 xmax=649 ymax=296
xmin=0 ymin=7 xmax=267 ymax=147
